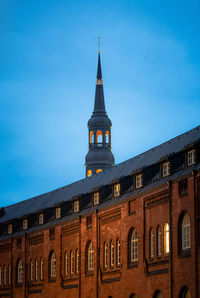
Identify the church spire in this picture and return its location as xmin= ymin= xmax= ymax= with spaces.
xmin=94 ymin=53 xmax=105 ymax=112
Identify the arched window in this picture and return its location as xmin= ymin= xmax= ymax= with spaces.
xmin=30 ymin=259 xmax=34 ymax=281
xmin=65 ymin=252 xmax=68 ymax=276
xmin=179 ymin=286 xmax=192 ymax=298
xmin=87 ymin=170 xmax=92 ymax=177
xmin=105 ymin=131 xmax=109 ymax=143
xmin=76 ymin=249 xmax=79 ymax=274
xmin=110 ymin=240 xmax=114 ymax=267
xmin=17 ymin=259 xmax=23 ymax=284
xmin=88 ymin=242 xmax=94 ymax=271
xmin=8 ymin=265 xmax=11 ymax=285
xmin=50 ymin=252 xmax=56 ymax=278
xmin=157 ymin=226 xmax=161 ymax=257
xmin=40 ymin=258 xmax=43 ymax=280
xmin=89 ymin=131 xmax=94 ymax=144
xmin=150 ymin=228 xmax=154 ymax=259
xmin=3 ymin=265 xmax=7 ymax=285
xmin=96 ymin=130 xmax=103 ymax=144
xmin=70 ymin=251 xmax=74 ymax=275
xmin=130 ymin=294 xmax=138 ymax=298
xmin=153 ymin=290 xmax=163 ymax=298
xmin=104 ymin=242 xmax=108 ymax=268
xmin=96 ymin=169 xmax=102 ymax=174
xmin=182 ymin=213 xmax=191 ymax=249
xmin=129 ymin=228 xmax=138 ymax=262
xmin=116 ymin=239 xmax=120 ymax=266
xmin=35 ymin=259 xmax=38 ymax=281
xmin=164 ymin=223 xmax=170 ymax=254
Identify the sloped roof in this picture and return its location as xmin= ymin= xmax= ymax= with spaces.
xmin=1 ymin=125 xmax=200 ymax=223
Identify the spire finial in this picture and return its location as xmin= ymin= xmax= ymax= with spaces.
xmin=98 ymin=36 xmax=101 ymax=54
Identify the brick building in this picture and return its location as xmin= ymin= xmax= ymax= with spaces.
xmin=0 ymin=52 xmax=200 ymax=298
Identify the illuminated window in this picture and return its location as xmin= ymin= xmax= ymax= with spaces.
xmin=136 ymin=174 xmax=143 ymax=189
xmin=65 ymin=252 xmax=68 ymax=276
xmin=116 ymin=239 xmax=120 ymax=266
xmin=76 ymin=249 xmax=79 ymax=274
xmin=110 ymin=240 xmax=114 ymax=267
xmin=40 ymin=258 xmax=43 ymax=280
xmin=23 ymin=219 xmax=28 ymax=230
xmin=182 ymin=213 xmax=191 ymax=249
xmin=96 ymin=130 xmax=103 ymax=144
xmin=8 ymin=224 xmax=12 ymax=235
xmin=114 ymin=184 xmax=120 ymax=197
xmin=93 ymin=192 xmax=99 ymax=205
xmin=55 ymin=207 xmax=61 ymax=219
xmin=8 ymin=265 xmax=11 ymax=285
xmin=157 ymin=226 xmax=161 ymax=257
xmin=130 ymin=229 xmax=138 ymax=261
xmin=3 ymin=266 xmax=7 ymax=285
xmin=150 ymin=229 xmax=154 ymax=259
xmin=164 ymin=223 xmax=170 ymax=254
xmin=162 ymin=162 xmax=170 ymax=177
xmin=35 ymin=259 xmax=38 ymax=281
xmin=187 ymin=149 xmax=196 ymax=166
xmin=89 ymin=131 xmax=94 ymax=144
xmin=154 ymin=291 xmax=163 ymax=298
xmin=96 ymin=169 xmax=102 ymax=174
xmin=30 ymin=260 xmax=34 ymax=281
xmin=70 ymin=251 xmax=74 ymax=275
xmin=50 ymin=252 xmax=56 ymax=278
xmin=87 ymin=170 xmax=92 ymax=177
xmin=39 ymin=213 xmax=44 ymax=224
xmin=104 ymin=242 xmax=108 ymax=268
xmin=74 ymin=201 xmax=79 ymax=213
xmin=179 ymin=286 xmax=192 ymax=298
xmin=17 ymin=259 xmax=23 ymax=284
xmin=105 ymin=131 xmax=109 ymax=143
xmin=88 ymin=242 xmax=94 ymax=271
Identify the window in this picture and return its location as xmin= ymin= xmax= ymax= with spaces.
xmin=179 ymin=286 xmax=192 ymax=298
xmin=3 ymin=266 xmax=7 ymax=285
xmin=39 ymin=213 xmax=44 ymax=224
xmin=55 ymin=207 xmax=61 ymax=219
xmin=35 ymin=259 xmax=38 ymax=281
xmin=153 ymin=290 xmax=163 ymax=298
xmin=8 ymin=223 xmax=12 ymax=234
xmin=157 ymin=226 xmax=161 ymax=257
xmin=182 ymin=213 xmax=191 ymax=250
xmin=8 ymin=265 xmax=11 ymax=285
xmin=136 ymin=174 xmax=143 ymax=189
xmin=96 ymin=130 xmax=103 ymax=144
xmin=164 ymin=223 xmax=170 ymax=254
xmin=104 ymin=243 xmax=108 ymax=268
xmin=110 ymin=240 xmax=114 ymax=267
xmin=17 ymin=259 xmax=23 ymax=284
xmin=179 ymin=179 xmax=188 ymax=196
xmin=130 ymin=229 xmax=138 ymax=262
xmin=93 ymin=192 xmax=99 ymax=205
xmin=23 ymin=219 xmax=28 ymax=230
xmin=70 ymin=251 xmax=74 ymax=275
xmin=88 ymin=242 xmax=94 ymax=271
xmin=30 ymin=260 xmax=34 ymax=281
xmin=87 ymin=170 xmax=92 ymax=177
xmin=162 ymin=161 xmax=170 ymax=177
xmin=150 ymin=229 xmax=154 ymax=259
xmin=105 ymin=131 xmax=109 ymax=143
xmin=50 ymin=252 xmax=56 ymax=278
xmin=130 ymin=294 xmax=138 ymax=298
xmin=96 ymin=169 xmax=102 ymax=174
xmin=116 ymin=239 xmax=120 ymax=266
xmin=74 ymin=201 xmax=79 ymax=213
xmin=89 ymin=131 xmax=94 ymax=144
xmin=114 ymin=184 xmax=120 ymax=197
xmin=76 ymin=249 xmax=79 ymax=274
xmin=65 ymin=252 xmax=68 ymax=275
xmin=40 ymin=258 xmax=43 ymax=280
xmin=187 ymin=149 xmax=196 ymax=166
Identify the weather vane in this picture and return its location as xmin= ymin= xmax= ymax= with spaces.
xmin=98 ymin=36 xmax=101 ymax=53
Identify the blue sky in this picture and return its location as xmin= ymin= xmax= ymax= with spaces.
xmin=0 ymin=0 xmax=200 ymax=206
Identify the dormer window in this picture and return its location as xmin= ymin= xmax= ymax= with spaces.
xmin=56 ymin=207 xmax=61 ymax=219
xmin=8 ymin=224 xmax=12 ymax=235
xmin=74 ymin=201 xmax=79 ymax=213
xmin=162 ymin=161 xmax=170 ymax=177
xmin=136 ymin=174 xmax=143 ymax=189
xmin=39 ymin=213 xmax=44 ymax=224
xmin=187 ymin=149 xmax=196 ymax=166
xmin=93 ymin=192 xmax=99 ymax=205
xmin=114 ymin=184 xmax=120 ymax=197
xmin=23 ymin=219 xmax=28 ymax=230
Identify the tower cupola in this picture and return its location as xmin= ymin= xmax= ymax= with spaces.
xmin=85 ymin=51 xmax=115 ymax=177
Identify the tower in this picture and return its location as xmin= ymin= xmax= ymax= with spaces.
xmin=85 ymin=51 xmax=115 ymax=177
